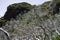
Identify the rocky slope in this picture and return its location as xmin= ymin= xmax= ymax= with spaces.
xmin=0 ymin=0 xmax=60 ymax=40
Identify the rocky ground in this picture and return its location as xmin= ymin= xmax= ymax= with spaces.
xmin=0 ymin=0 xmax=60 ymax=40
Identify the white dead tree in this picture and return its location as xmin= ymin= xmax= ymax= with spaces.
xmin=0 ymin=28 xmax=10 ymax=40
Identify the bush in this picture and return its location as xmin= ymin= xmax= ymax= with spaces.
xmin=3 ymin=2 xmax=33 ymax=20
xmin=40 ymin=1 xmax=51 ymax=12
xmin=52 ymin=36 xmax=60 ymax=40
xmin=0 ymin=18 xmax=7 ymax=27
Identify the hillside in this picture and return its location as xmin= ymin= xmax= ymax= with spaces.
xmin=0 ymin=0 xmax=60 ymax=40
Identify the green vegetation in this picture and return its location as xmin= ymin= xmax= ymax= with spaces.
xmin=55 ymin=0 xmax=60 ymax=4
xmin=40 ymin=1 xmax=51 ymax=12
xmin=0 ymin=18 xmax=7 ymax=27
xmin=52 ymin=36 xmax=60 ymax=40
xmin=7 ymin=2 xmax=33 ymax=11
xmin=3 ymin=2 xmax=33 ymax=20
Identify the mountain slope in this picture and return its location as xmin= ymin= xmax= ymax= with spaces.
xmin=0 ymin=0 xmax=60 ymax=40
